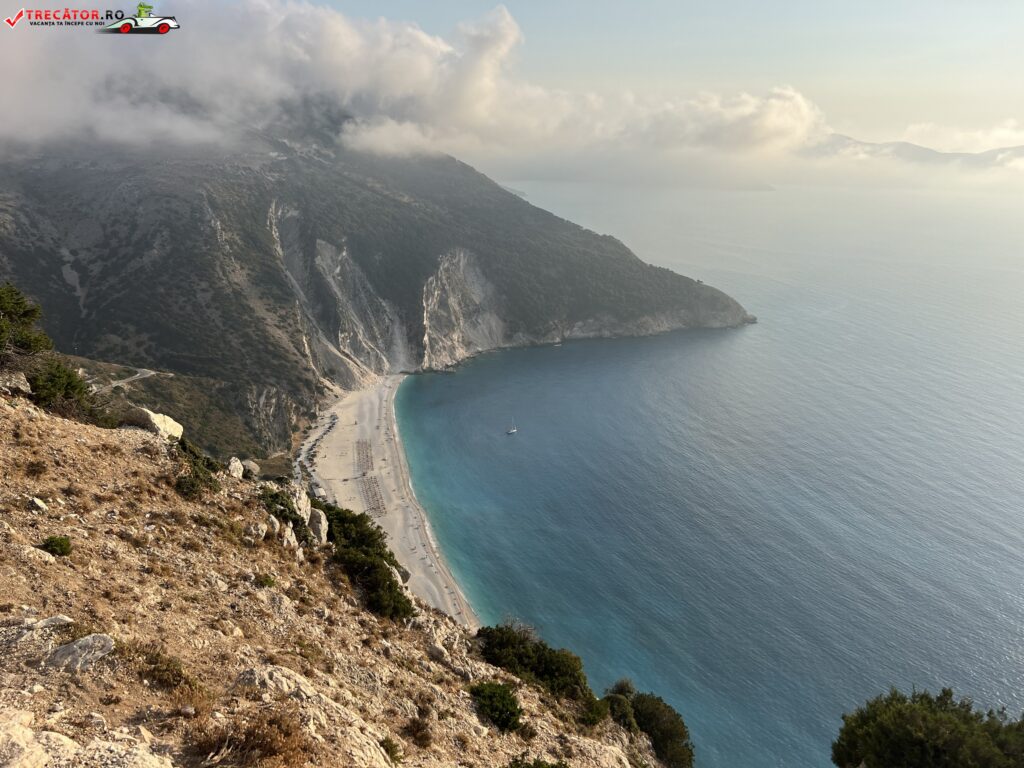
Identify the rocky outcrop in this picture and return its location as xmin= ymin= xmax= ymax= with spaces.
xmin=0 ymin=371 xmax=31 ymax=397
xmin=0 ymin=710 xmax=173 ymax=768
xmin=44 ymin=633 xmax=115 ymax=672
xmin=308 ymin=506 xmax=329 ymax=547
xmin=226 ymin=457 xmax=244 ymax=479
xmin=125 ymin=408 xmax=183 ymax=442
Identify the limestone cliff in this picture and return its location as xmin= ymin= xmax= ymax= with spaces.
xmin=422 ymin=249 xmax=753 ymax=370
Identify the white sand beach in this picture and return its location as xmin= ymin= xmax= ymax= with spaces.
xmin=300 ymin=375 xmax=479 ymax=629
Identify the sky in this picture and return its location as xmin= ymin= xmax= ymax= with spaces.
xmin=1 ymin=0 xmax=1022 ymax=186
xmin=332 ymin=0 xmax=1024 ymax=146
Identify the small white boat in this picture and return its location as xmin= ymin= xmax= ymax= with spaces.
xmin=506 ymin=420 xmax=517 ymax=435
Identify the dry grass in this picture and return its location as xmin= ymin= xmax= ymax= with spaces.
xmin=184 ymin=703 xmax=313 ymax=768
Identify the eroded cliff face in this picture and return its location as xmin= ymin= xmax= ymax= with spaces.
xmin=422 ymin=250 xmax=507 ymax=370
xmin=268 ymin=203 xmax=411 ymax=393
xmin=419 ymin=249 xmax=753 ymax=371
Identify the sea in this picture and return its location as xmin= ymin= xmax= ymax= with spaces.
xmin=394 ymin=182 xmax=1024 ymax=767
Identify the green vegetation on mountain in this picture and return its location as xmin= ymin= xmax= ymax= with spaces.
xmin=0 ymin=282 xmax=110 ymax=423
xmin=470 ymin=681 xmax=524 ymax=733
xmin=477 ymin=622 xmax=593 ymax=702
xmin=314 ymin=497 xmax=416 ymax=620
xmin=832 ymin=688 xmax=1024 ymax=768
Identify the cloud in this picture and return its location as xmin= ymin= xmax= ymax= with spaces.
xmin=902 ymin=120 xmax=1024 ymax=154
xmin=0 ymin=1 xmax=826 ymax=158
xmin=0 ymin=0 xmax=1019 ymax=185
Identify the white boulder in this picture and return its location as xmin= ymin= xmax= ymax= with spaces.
xmin=126 ymin=408 xmax=183 ymax=442
xmin=308 ymin=507 xmax=329 ymax=547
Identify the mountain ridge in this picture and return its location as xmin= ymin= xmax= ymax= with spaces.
xmin=0 ymin=138 xmax=753 ymax=457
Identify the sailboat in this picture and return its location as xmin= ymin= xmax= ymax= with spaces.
xmin=506 ymin=419 xmax=517 ymax=435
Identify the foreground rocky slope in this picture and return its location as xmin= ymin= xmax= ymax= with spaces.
xmin=0 ymin=137 xmax=752 ymax=456
xmin=0 ymin=394 xmax=660 ymax=768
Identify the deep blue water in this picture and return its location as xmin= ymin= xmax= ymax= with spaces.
xmin=395 ymin=185 xmax=1024 ymax=767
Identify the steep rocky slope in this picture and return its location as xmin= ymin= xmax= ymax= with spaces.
xmin=0 ymin=137 xmax=752 ymax=456
xmin=0 ymin=393 xmax=661 ymax=768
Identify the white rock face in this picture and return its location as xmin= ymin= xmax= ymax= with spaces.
xmin=281 ymin=524 xmax=298 ymax=551
xmin=420 ymin=249 xmax=753 ymax=371
xmin=287 ymin=483 xmax=311 ymax=526
xmin=0 ymin=709 xmax=49 ymax=768
xmin=422 ymin=250 xmax=506 ymax=370
xmin=308 ymin=507 xmax=329 ymax=547
xmin=0 ymin=371 xmax=31 ymax=397
xmin=0 ymin=708 xmax=175 ymax=768
xmin=234 ymin=666 xmax=392 ymax=768
xmin=126 ymin=408 xmax=183 ymax=442
xmin=226 ymin=457 xmax=244 ymax=479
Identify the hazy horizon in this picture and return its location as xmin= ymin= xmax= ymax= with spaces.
xmin=2 ymin=0 xmax=1023 ymax=191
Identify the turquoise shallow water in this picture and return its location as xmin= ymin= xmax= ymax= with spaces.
xmin=395 ymin=185 xmax=1024 ymax=767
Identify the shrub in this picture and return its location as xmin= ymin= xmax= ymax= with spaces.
xmin=577 ymin=694 xmax=610 ymax=727
xmin=470 ymin=682 xmax=523 ymax=733
xmin=25 ymin=460 xmax=47 ymax=478
xmin=174 ymin=438 xmax=222 ymax=500
xmin=832 ymin=687 xmax=1024 ymax=768
xmin=403 ymin=715 xmax=433 ymax=748
xmin=0 ymin=282 xmax=52 ymax=365
xmin=314 ymin=497 xmax=414 ymax=621
xmin=39 ymin=536 xmax=72 ymax=557
xmin=28 ymin=358 xmax=88 ymax=408
xmin=476 ymin=622 xmax=593 ymax=702
xmin=118 ymin=641 xmax=199 ymax=692
xmin=606 ymin=693 xmax=638 ymax=733
xmin=379 ymin=735 xmax=403 ymax=763
xmin=505 ymin=756 xmax=569 ymax=768
xmin=187 ymin=703 xmax=312 ymax=767
xmin=254 ymin=573 xmax=276 ymax=589
xmin=631 ymin=693 xmax=694 ymax=768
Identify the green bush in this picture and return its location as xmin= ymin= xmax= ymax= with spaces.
xmin=470 ymin=681 xmax=523 ymax=733
xmin=606 ymin=693 xmax=638 ymax=733
xmin=631 ymin=693 xmax=694 ymax=768
xmin=314 ymin=497 xmax=414 ymax=621
xmin=174 ymin=438 xmax=222 ymax=500
xmin=379 ymin=735 xmax=402 ymax=763
xmin=578 ymin=694 xmax=610 ymax=727
xmin=254 ymin=573 xmax=276 ymax=588
xmin=476 ymin=622 xmax=593 ymax=702
xmin=832 ymin=687 xmax=1024 ymax=768
xmin=0 ymin=282 xmax=52 ymax=365
xmin=39 ymin=535 xmax=72 ymax=557
xmin=28 ymin=358 xmax=88 ymax=408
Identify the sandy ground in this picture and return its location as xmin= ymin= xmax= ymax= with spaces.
xmin=301 ymin=375 xmax=479 ymax=629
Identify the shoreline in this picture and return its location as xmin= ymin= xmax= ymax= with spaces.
xmin=300 ymin=374 xmax=480 ymax=629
